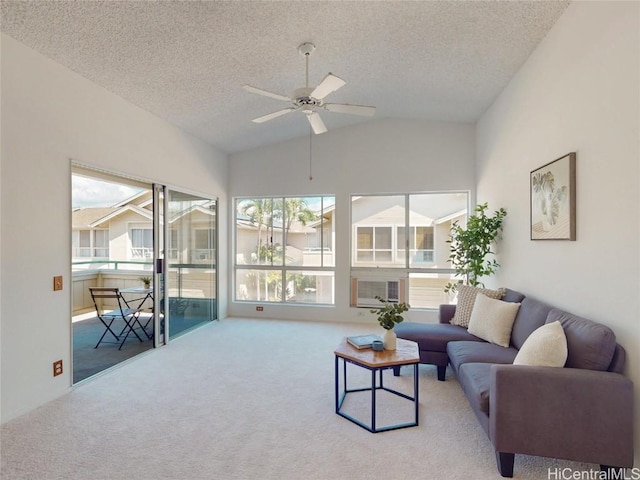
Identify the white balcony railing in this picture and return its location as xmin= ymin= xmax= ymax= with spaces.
xmin=131 ymin=247 xmax=153 ymax=259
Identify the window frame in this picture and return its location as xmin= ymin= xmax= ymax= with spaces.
xmin=350 ymin=192 xmax=469 ymax=309
xmin=234 ymin=195 xmax=335 ymax=305
xmin=355 ymin=225 xmax=395 ymax=264
xmin=72 ymin=228 xmax=109 ymax=259
xmin=130 ymin=225 xmax=153 ymax=259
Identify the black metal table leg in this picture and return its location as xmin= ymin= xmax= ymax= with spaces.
xmin=371 ymin=368 xmax=376 ymax=432
xmin=414 ymin=363 xmax=419 ymax=425
xmin=334 ymin=355 xmax=339 ymax=413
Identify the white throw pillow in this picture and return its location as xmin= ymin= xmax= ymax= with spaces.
xmin=450 ymin=284 xmax=505 ymax=328
xmin=513 ymin=321 xmax=568 ymax=367
xmin=467 ymin=294 xmax=521 ymax=347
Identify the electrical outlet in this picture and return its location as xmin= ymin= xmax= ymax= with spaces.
xmin=256 ymin=306 xmax=264 ymax=311
xmin=53 ymin=276 xmax=63 ymax=291
xmin=53 ymin=360 xmax=63 ymax=377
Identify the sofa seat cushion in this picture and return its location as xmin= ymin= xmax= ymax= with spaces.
xmin=395 ymin=322 xmax=483 ymax=353
xmin=546 ymin=309 xmax=617 ymax=371
xmin=458 ymin=363 xmax=493 ymax=415
xmin=447 ymin=341 xmax=518 ymax=374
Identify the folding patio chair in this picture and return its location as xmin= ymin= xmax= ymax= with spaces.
xmin=89 ymin=287 xmax=146 ymax=350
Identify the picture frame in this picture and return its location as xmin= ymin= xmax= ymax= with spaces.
xmin=530 ymin=152 xmax=576 ymax=241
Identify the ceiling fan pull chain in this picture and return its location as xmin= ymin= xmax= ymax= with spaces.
xmin=309 ymin=126 xmax=313 ymax=181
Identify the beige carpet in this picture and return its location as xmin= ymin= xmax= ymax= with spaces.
xmin=1 ymin=318 xmax=597 ymax=479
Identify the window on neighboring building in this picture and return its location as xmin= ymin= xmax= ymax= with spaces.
xmin=351 ymin=192 xmax=468 ymax=309
xmin=72 ymin=229 xmax=108 ymax=258
xmin=235 ymin=196 xmax=335 ymax=305
xmin=93 ymin=230 xmax=109 ymax=257
xmin=76 ymin=230 xmax=91 ymax=258
xmin=398 ymin=226 xmax=435 ymax=264
xmin=131 ymin=227 xmax=153 ymax=259
xmin=355 ymin=226 xmax=393 ymax=263
xmin=193 ymin=228 xmax=216 ymax=263
xmin=168 ymin=229 xmax=179 ymax=260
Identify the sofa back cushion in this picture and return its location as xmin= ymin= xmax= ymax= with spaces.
xmin=545 ymin=309 xmax=617 ymax=371
xmin=502 ymin=288 xmax=526 ymax=304
xmin=510 ymin=296 xmax=553 ymax=350
xmin=608 ymin=344 xmax=626 ymax=373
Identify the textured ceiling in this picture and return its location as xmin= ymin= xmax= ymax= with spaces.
xmin=1 ymin=1 xmax=570 ymax=154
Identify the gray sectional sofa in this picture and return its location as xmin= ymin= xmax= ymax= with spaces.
xmin=394 ymin=288 xmax=634 ymax=477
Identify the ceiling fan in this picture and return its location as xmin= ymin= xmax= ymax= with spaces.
xmin=243 ymin=42 xmax=376 ymax=134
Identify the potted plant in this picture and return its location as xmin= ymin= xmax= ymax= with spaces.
xmin=444 ymin=203 xmax=507 ymax=294
xmin=139 ymin=276 xmax=152 ymax=289
xmin=370 ymin=295 xmax=410 ymax=351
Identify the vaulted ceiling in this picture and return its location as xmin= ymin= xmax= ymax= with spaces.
xmin=1 ymin=1 xmax=570 ymax=154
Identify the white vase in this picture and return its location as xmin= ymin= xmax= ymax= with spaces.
xmin=383 ymin=328 xmax=397 ymax=351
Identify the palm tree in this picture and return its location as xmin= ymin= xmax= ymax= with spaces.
xmin=239 ymin=197 xmax=319 ymax=300
xmin=239 ymin=199 xmax=276 ymax=299
xmin=282 ymin=198 xmax=317 ymax=233
xmin=239 ymin=198 xmax=274 ymax=264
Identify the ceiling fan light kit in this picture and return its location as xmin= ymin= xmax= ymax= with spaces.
xmin=243 ymin=42 xmax=376 ymax=135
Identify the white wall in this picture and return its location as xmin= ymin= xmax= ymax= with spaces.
xmin=229 ymin=118 xmax=475 ymax=323
xmin=0 ymin=34 xmax=229 ymax=423
xmin=476 ymin=1 xmax=640 ymax=463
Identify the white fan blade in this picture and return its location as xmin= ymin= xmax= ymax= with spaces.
xmin=310 ymin=73 xmax=346 ymax=100
xmin=306 ymin=111 xmax=327 ymax=134
xmin=252 ymin=107 xmax=297 ymax=123
xmin=323 ymin=103 xmax=376 ymax=117
xmin=243 ymin=84 xmax=291 ymax=102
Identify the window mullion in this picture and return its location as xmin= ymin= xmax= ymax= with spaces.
xmin=405 ymin=194 xmax=410 ymax=268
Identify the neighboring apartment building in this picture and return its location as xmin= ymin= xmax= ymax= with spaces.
xmin=72 ymin=191 xmax=152 ymax=265
xmin=73 ymin=190 xmax=217 ymax=267
xmin=71 ymin=188 xmax=217 ymax=316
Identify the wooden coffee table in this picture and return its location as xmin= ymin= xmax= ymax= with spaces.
xmin=334 ymin=337 xmax=419 ymax=433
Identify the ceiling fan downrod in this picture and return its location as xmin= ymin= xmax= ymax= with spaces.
xmin=298 ymin=42 xmax=316 ymax=89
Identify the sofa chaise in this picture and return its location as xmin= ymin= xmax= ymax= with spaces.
xmin=394 ymin=287 xmax=634 ymax=477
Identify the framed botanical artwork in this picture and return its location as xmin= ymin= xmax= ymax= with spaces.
xmin=530 ymin=152 xmax=576 ymax=241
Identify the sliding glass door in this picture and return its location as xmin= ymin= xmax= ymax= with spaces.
xmin=71 ymin=168 xmax=155 ymax=383
xmin=165 ymin=190 xmax=217 ymax=338
xmin=71 ymin=165 xmax=218 ymax=383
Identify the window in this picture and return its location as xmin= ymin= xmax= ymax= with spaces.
xmin=356 ymin=226 xmax=393 ymax=263
xmin=351 ymin=192 xmax=468 ymax=309
xmin=93 ymin=230 xmax=108 ymax=257
xmin=75 ymin=230 xmax=91 ymax=258
xmin=168 ymin=229 xmax=179 ymax=260
xmin=235 ymin=196 xmax=335 ymax=305
xmin=131 ymin=227 xmax=153 ymax=259
xmin=193 ymin=228 xmax=215 ymax=263
xmin=72 ymin=229 xmax=108 ymax=258
xmin=398 ymin=226 xmax=434 ymax=264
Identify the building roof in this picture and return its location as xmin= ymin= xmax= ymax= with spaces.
xmin=72 ymin=207 xmax=117 ymax=229
xmin=89 ymin=204 xmax=153 ymax=227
